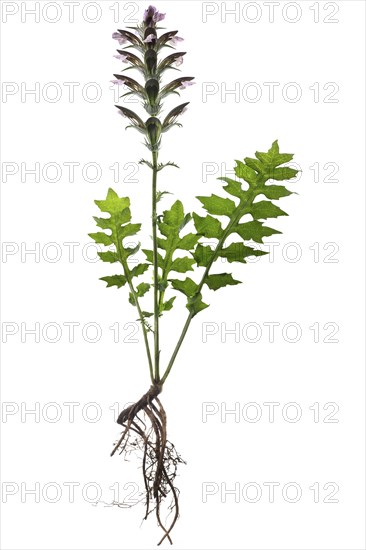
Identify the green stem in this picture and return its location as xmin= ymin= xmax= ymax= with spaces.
xmin=160 ymin=312 xmax=193 ymax=385
xmin=160 ymin=188 xmax=259 ymax=386
xmin=158 ymin=243 xmax=175 ymax=312
xmin=152 ymin=150 xmax=160 ymax=382
xmin=119 ymin=257 xmax=154 ymax=384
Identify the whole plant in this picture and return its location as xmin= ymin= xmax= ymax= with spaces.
xmin=90 ymin=5 xmax=299 ymax=545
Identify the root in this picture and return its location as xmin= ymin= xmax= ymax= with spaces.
xmin=111 ymin=385 xmax=185 ymax=545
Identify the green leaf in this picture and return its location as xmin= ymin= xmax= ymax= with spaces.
xmin=161 ymin=296 xmax=176 ymax=312
xmin=180 ymin=213 xmax=192 ymax=232
xmin=142 ymin=311 xmax=153 ymax=318
xmin=177 ymin=233 xmax=200 ymax=250
xmin=205 ymin=273 xmax=241 ymax=291
xmin=156 ymin=201 xmax=198 ymax=299
xmin=219 ymin=242 xmax=267 ymax=263
xmin=170 ymin=256 xmax=195 ymax=273
xmin=255 ymin=140 xmax=293 ymax=168
xmin=93 ymin=216 xmax=113 ymax=231
xmin=268 ymin=167 xmax=298 ymax=181
xmin=142 ymin=249 xmax=164 ymax=268
xmin=88 ymin=232 xmax=113 ymax=246
xmin=98 ymin=251 xmax=119 ymax=263
xmin=170 ymin=277 xmax=198 ymax=297
xmin=235 ymin=161 xmax=257 ymax=184
xmin=119 ymin=223 xmax=141 ymax=239
xmin=197 ymin=194 xmax=236 ymax=217
xmin=125 ymin=243 xmax=140 ymax=257
xmin=129 ymin=282 xmax=150 ymax=306
xmin=187 ymin=293 xmax=209 ymax=317
xmin=251 ymin=201 xmax=288 ymax=220
xmin=100 ymin=275 xmax=127 ymax=288
xmin=218 ymin=177 xmax=245 ymax=199
xmin=136 ymin=282 xmax=150 ymax=297
xmin=260 ymin=185 xmax=292 ymax=200
xmin=233 ymin=221 xmax=282 ymax=243
xmin=92 ymin=188 xmax=142 ymax=266
xmin=163 ymin=200 xmax=184 ymax=228
xmin=95 ymin=188 xmax=130 ymax=214
xmin=193 ymin=244 xmax=215 ymax=267
xmin=243 ymin=157 xmax=265 ymax=174
xmin=193 ymin=213 xmax=223 ymax=239
xmin=130 ymin=263 xmax=150 ymax=278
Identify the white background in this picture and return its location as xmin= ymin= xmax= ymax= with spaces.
xmin=1 ymin=1 xmax=365 ymax=549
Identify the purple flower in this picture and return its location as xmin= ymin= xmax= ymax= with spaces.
xmin=144 ymin=34 xmax=156 ymax=44
xmin=110 ymin=79 xmax=125 ymax=85
xmin=143 ymin=5 xmax=165 ymax=24
xmin=112 ymin=32 xmax=127 ymax=45
xmin=153 ymin=10 xmax=166 ymax=22
xmin=143 ymin=5 xmax=156 ymax=22
xmin=174 ymin=56 xmax=184 ymax=67
xmin=113 ymin=54 xmax=128 ymax=63
xmin=169 ymin=36 xmax=184 ymax=46
xmin=179 ymin=81 xmax=195 ymax=90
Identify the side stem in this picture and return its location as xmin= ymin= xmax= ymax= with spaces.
xmin=119 ymin=257 xmax=154 ymax=384
xmin=160 ymin=187 xmax=259 ymax=385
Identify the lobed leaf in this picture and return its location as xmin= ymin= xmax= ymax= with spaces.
xmin=170 ymin=256 xmax=195 ymax=273
xmin=193 ymin=244 xmax=215 ymax=267
xmin=98 ymin=251 xmax=119 ymax=263
xmin=259 ymin=185 xmax=292 ymax=200
xmin=89 ymin=232 xmax=113 ymax=246
xmin=250 ymin=201 xmax=288 ymax=220
xmin=193 ymin=213 xmax=223 ymax=239
xmin=161 ymin=296 xmax=176 ymax=312
xmin=187 ymin=293 xmax=209 ymax=317
xmin=169 ymin=277 xmax=198 ymax=297
xmin=204 ymin=273 xmax=241 ymax=291
xmin=219 ymin=242 xmax=267 ymax=263
xmin=177 ymin=233 xmax=200 ymax=250
xmin=197 ymin=194 xmax=236 ymax=217
xmin=234 ymin=161 xmax=257 ymax=185
xmin=100 ymin=275 xmax=127 ymax=288
xmin=233 ymin=221 xmax=282 ymax=243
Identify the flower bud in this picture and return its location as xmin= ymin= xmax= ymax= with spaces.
xmin=146 ymin=117 xmax=162 ymax=147
xmin=145 ymin=79 xmax=160 ymax=105
xmin=145 ymin=50 xmax=157 ymax=75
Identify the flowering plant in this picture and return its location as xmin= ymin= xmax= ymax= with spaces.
xmin=90 ymin=5 xmax=298 ymax=545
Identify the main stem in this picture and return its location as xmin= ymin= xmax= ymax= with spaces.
xmin=160 ymin=188 xmax=258 ymax=386
xmin=152 ymin=150 xmax=160 ymax=382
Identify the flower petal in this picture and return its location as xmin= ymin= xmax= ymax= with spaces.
xmin=179 ymin=80 xmax=195 ymax=89
xmin=112 ymin=32 xmax=127 ymax=45
xmin=169 ymin=36 xmax=184 ymax=45
xmin=113 ymin=54 xmax=128 ymax=63
xmin=144 ymin=34 xmax=156 ymax=43
xmin=153 ymin=11 xmax=166 ymax=22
